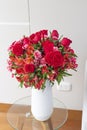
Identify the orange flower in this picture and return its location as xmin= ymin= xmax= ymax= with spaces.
xmin=24 ymin=57 xmax=33 ymax=64
xmin=14 ymin=57 xmax=24 ymax=66
xmin=8 ymin=29 xmax=78 ymax=89
xmin=27 ymin=45 xmax=34 ymax=55
xmin=22 ymin=74 xmax=29 ymax=82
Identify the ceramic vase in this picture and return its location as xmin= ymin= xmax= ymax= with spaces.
xmin=31 ymin=80 xmax=53 ymax=121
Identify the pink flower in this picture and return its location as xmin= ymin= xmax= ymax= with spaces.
xmin=70 ymin=58 xmax=78 ymax=69
xmin=7 ymin=66 xmax=12 ymax=72
xmin=7 ymin=29 xmax=78 ymax=89
xmin=40 ymin=58 xmax=46 ymax=66
xmin=34 ymin=50 xmax=42 ymax=60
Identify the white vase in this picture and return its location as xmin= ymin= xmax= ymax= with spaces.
xmin=31 ymin=80 xmax=53 ymax=121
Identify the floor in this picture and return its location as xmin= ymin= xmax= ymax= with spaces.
xmin=0 ymin=112 xmax=82 ymax=130
xmin=0 ymin=104 xmax=82 ymax=130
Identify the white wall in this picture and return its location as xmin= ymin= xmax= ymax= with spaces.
xmin=82 ymin=60 xmax=87 ymax=130
xmin=0 ymin=0 xmax=87 ymax=110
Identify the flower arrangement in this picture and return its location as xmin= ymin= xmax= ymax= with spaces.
xmin=7 ymin=29 xmax=78 ymax=89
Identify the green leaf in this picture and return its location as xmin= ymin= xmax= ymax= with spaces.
xmin=19 ymin=82 xmax=23 ymax=88
xmin=33 ymin=42 xmax=41 ymax=50
xmin=58 ymin=35 xmax=63 ymax=42
xmin=56 ymin=70 xmax=72 ymax=84
xmin=9 ymin=51 xmax=15 ymax=57
xmin=48 ymin=66 xmax=53 ymax=71
xmin=59 ymin=46 xmax=64 ymax=52
xmin=56 ymin=74 xmax=63 ymax=84
xmin=29 ymin=73 xmax=35 ymax=79
xmin=43 ymin=73 xmax=47 ymax=79
xmin=63 ymin=71 xmax=72 ymax=76
xmin=71 ymin=53 xmax=78 ymax=57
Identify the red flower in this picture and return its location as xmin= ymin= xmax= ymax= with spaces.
xmin=29 ymin=32 xmax=41 ymax=44
xmin=8 ymin=41 xmax=15 ymax=51
xmin=43 ymin=40 xmax=54 ymax=53
xmin=22 ymin=37 xmax=30 ymax=49
xmin=45 ymin=51 xmax=64 ymax=68
xmin=16 ymin=67 xmax=24 ymax=74
xmin=16 ymin=76 xmax=22 ymax=82
xmin=24 ymin=64 xmax=35 ymax=73
xmin=68 ymin=48 xmax=74 ymax=54
xmin=51 ymin=30 xmax=59 ymax=39
xmin=41 ymin=66 xmax=48 ymax=74
xmin=12 ymin=42 xmax=23 ymax=56
xmin=7 ymin=29 xmax=78 ymax=89
xmin=61 ymin=37 xmax=72 ymax=47
xmin=40 ymin=30 xmax=48 ymax=38
xmin=35 ymin=79 xmax=45 ymax=89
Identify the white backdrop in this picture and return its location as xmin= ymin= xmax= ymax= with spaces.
xmin=0 ymin=0 xmax=87 ymax=110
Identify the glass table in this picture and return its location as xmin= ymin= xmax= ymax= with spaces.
xmin=7 ymin=96 xmax=68 ymax=130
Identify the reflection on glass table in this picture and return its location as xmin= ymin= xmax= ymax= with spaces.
xmin=7 ymin=96 xmax=68 ymax=130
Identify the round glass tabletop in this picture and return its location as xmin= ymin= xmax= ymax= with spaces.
xmin=7 ymin=96 xmax=68 ymax=130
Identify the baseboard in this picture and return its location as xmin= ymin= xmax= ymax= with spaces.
xmin=0 ymin=103 xmax=82 ymax=121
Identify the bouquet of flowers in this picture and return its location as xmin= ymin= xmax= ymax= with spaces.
xmin=7 ymin=29 xmax=78 ymax=89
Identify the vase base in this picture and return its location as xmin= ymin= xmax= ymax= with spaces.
xmin=31 ymin=109 xmax=53 ymax=121
xmin=32 ymin=114 xmax=52 ymax=121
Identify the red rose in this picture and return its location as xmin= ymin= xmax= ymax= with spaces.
xmin=43 ymin=40 xmax=54 ymax=54
xmin=40 ymin=30 xmax=48 ymax=38
xmin=22 ymin=37 xmax=30 ymax=49
xmin=68 ymin=48 xmax=74 ymax=54
xmin=8 ymin=41 xmax=15 ymax=51
xmin=34 ymin=32 xmax=41 ymax=43
xmin=24 ymin=64 xmax=35 ymax=73
xmin=22 ymin=37 xmax=29 ymax=44
xmin=12 ymin=42 xmax=23 ymax=56
xmin=51 ymin=30 xmax=59 ymax=39
xmin=45 ymin=51 xmax=64 ymax=68
xmin=61 ymin=37 xmax=72 ymax=47
xmin=45 ymin=52 xmax=53 ymax=65
xmin=29 ymin=32 xmax=41 ymax=44
xmin=29 ymin=33 xmax=35 ymax=41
